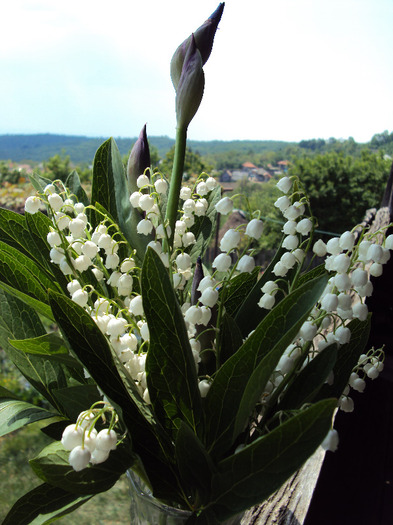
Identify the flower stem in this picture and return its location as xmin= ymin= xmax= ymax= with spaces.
xmin=164 ymin=126 xmax=187 ymax=251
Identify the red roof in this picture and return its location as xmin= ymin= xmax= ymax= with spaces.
xmin=242 ymin=162 xmax=257 ymax=169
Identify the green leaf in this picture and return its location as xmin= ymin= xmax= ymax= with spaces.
xmin=10 ymin=332 xmax=68 ymax=355
xmin=278 ymin=343 xmax=338 ymax=411
xmin=90 ymin=137 xmax=150 ymax=263
xmin=317 ymin=317 xmax=371 ymax=400
xmin=296 ymin=263 xmax=327 ymax=287
xmin=201 ymin=399 xmax=336 ymax=522
xmin=0 ymin=398 xmax=56 ymax=436
xmin=175 ymin=422 xmax=217 ymax=505
xmin=0 ymin=385 xmax=18 ymax=399
xmin=0 ymin=208 xmax=55 ymax=275
xmin=65 ymin=170 xmax=90 ymax=206
xmin=189 ymin=185 xmax=221 ymax=263
xmin=0 ymin=289 xmax=65 ymax=409
xmin=29 ymin=172 xmax=54 ymax=193
xmin=53 ymin=385 xmax=102 ymax=421
xmin=223 ymin=267 xmax=259 ymax=318
xmin=219 ymin=314 xmax=243 ymax=365
xmin=2 ymin=483 xmax=93 ymax=525
xmin=48 ymin=289 xmax=181 ymax=501
xmin=204 ymin=272 xmax=329 ymax=458
xmin=30 ymin=441 xmax=132 ymax=495
xmin=0 ymin=279 xmax=54 ymax=321
xmin=142 ymin=248 xmax=202 ymax=436
xmin=0 ymin=240 xmax=56 ymax=293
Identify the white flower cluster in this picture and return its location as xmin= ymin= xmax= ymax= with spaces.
xmin=25 ymin=182 xmax=154 ymax=406
xmin=258 ymin=176 xmax=310 ymax=309
xmin=25 ymin=175 xmax=224 ymax=414
xmin=61 ymin=407 xmax=118 ymax=471
xmin=258 ymin=175 xmax=391 ymax=422
xmin=338 ymin=347 xmax=384 ymax=412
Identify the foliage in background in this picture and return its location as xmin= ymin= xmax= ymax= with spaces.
xmin=289 ymin=150 xmax=391 ymax=237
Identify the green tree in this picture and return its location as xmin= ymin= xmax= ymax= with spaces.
xmin=43 ymin=153 xmax=71 ymax=182
xmin=159 ymin=146 xmax=211 ymax=180
xmin=289 ymin=150 xmax=391 ymax=236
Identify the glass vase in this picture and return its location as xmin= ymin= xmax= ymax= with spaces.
xmin=127 ymin=469 xmax=244 ymax=525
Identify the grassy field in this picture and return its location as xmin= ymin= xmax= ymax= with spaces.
xmin=0 ymin=423 xmax=130 ymax=524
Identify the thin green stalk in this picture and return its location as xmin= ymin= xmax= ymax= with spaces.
xmin=164 ymin=126 xmax=187 ymax=251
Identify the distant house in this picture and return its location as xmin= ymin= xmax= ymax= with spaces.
xmin=220 ymin=163 xmax=267 ymax=184
xmin=16 ymin=163 xmax=33 ymax=174
xmin=242 ymin=161 xmax=257 ymax=171
xmin=219 ymin=169 xmax=233 ymax=183
xmin=277 ymin=160 xmax=290 ymax=173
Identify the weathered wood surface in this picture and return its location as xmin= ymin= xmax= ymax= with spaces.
xmin=241 ymin=448 xmax=326 ymax=525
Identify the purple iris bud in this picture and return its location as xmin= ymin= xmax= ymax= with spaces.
xmin=175 ymin=34 xmax=205 ymax=129
xmin=127 ymin=124 xmax=151 ymax=193
xmin=191 ymin=256 xmax=204 ymax=305
xmin=170 ymin=3 xmax=225 ymax=91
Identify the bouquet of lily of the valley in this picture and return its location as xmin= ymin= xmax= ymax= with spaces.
xmin=0 ymin=4 xmax=390 ymax=524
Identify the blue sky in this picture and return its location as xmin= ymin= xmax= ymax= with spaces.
xmin=1 ymin=0 xmax=392 ymax=143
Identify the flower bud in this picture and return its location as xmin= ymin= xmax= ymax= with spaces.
xmin=246 ymin=219 xmax=264 ymax=240
xmin=170 ymin=3 xmax=224 ymax=90
xmin=191 ymin=256 xmax=204 ymax=305
xmin=200 ymin=287 xmax=219 ymax=308
xmin=175 ymin=34 xmax=205 ymax=129
xmin=237 ymin=254 xmax=255 ymax=273
xmin=215 ymin=197 xmax=233 ymax=215
xmin=212 ymin=253 xmax=231 ymax=272
xmin=69 ymin=445 xmax=91 ymax=471
xmin=127 ymin=125 xmax=150 ymax=193
xmin=220 ymin=229 xmax=241 ymax=253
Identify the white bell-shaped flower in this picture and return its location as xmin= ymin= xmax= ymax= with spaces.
xmin=69 ymin=446 xmax=91 ymax=471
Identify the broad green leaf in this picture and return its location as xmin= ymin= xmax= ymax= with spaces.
xmin=65 ymin=170 xmax=90 ymax=206
xmin=296 ymin=263 xmax=327 ymax=288
xmin=0 ymin=385 xmax=18 ymax=399
xmin=90 ymin=137 xmax=150 ymax=263
xmin=53 ymin=385 xmax=102 ymax=421
xmin=0 ymin=208 xmax=55 ymax=275
xmin=222 ymin=267 xmax=259 ymax=318
xmin=30 ymin=441 xmax=133 ymax=495
xmin=277 ymin=343 xmax=338 ymax=411
xmin=10 ymin=332 xmax=68 ymax=355
xmin=189 ymin=185 xmax=221 ymax=263
xmin=2 ymin=483 xmax=93 ymax=525
xmin=0 ymin=280 xmax=54 ymax=321
xmin=0 ymin=240 xmax=57 ymax=293
xmin=204 ymin=272 xmax=329 ymax=458
xmin=29 ymin=172 xmax=54 ymax=193
xmin=200 ymin=399 xmax=336 ymax=522
xmin=0 ymin=398 xmax=56 ymax=436
xmin=175 ymin=422 xmax=217 ymax=505
xmin=317 ymin=317 xmax=371 ymax=400
xmin=219 ymin=314 xmax=243 ymax=365
xmin=0 ymin=288 xmax=63 ymax=409
xmin=142 ymin=248 xmax=202 ymax=436
xmin=0 ymin=289 xmax=85 ymax=414
xmin=48 ymin=289 xmax=181 ymax=501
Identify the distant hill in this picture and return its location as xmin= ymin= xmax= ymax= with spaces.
xmin=0 ymin=134 xmax=294 ymax=164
